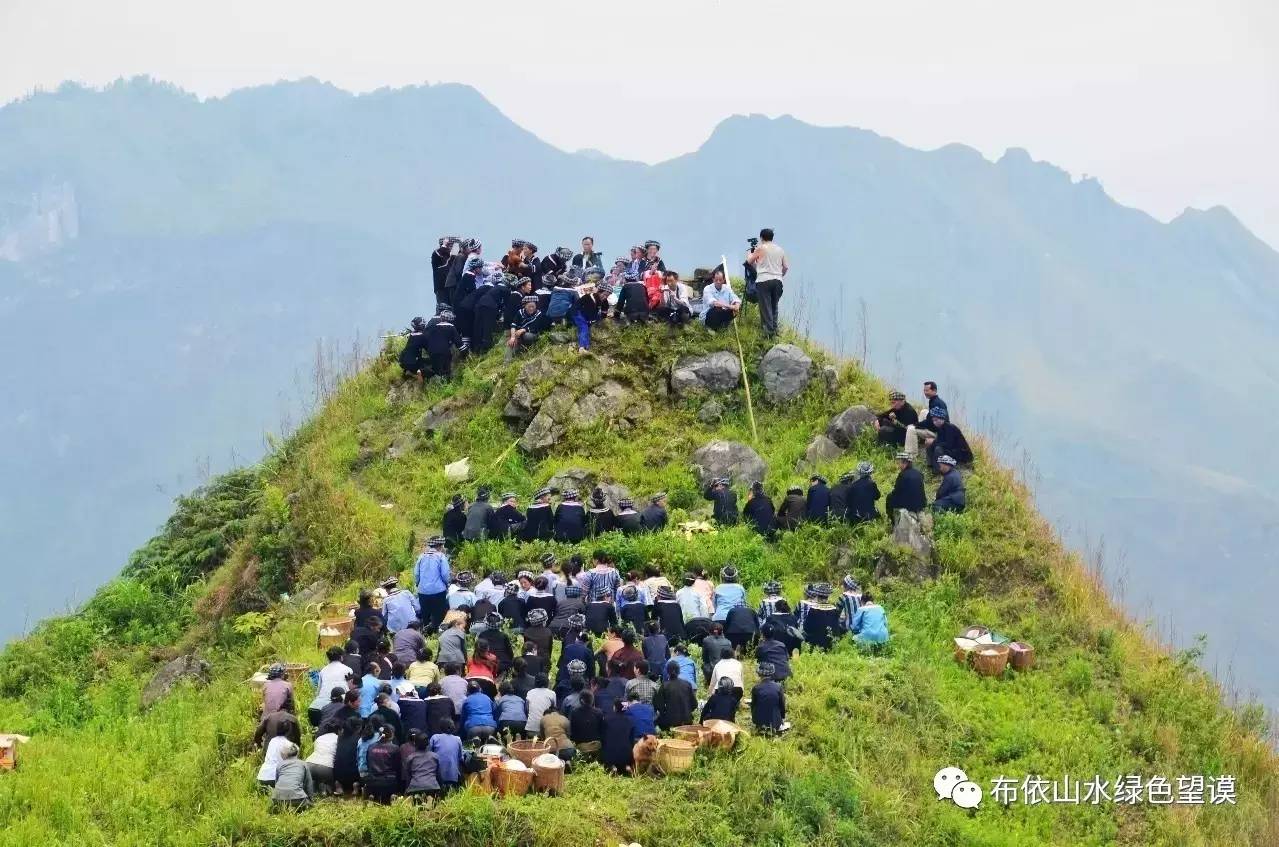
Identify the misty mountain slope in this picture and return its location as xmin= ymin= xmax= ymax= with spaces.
xmin=0 ymin=77 xmax=1276 ymax=706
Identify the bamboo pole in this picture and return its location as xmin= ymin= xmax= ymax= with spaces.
xmin=490 ymin=438 xmax=520 ymax=469
xmin=725 ymin=254 xmax=759 ymax=443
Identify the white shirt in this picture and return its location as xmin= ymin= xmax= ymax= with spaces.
xmin=754 ymin=242 xmax=786 ymax=281
xmin=310 ymin=661 xmax=353 ymax=710
xmin=257 ymin=735 xmax=291 ymax=782
xmin=710 ymin=658 xmax=744 ymax=691
xmin=306 ymin=733 xmax=338 ymax=769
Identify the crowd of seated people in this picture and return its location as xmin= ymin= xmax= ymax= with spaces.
xmin=255 ymin=553 xmax=888 ymax=808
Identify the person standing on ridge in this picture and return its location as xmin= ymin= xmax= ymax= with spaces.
xmin=572 ymin=236 xmax=605 ymax=272
xmin=746 ymin=227 xmax=788 ymax=337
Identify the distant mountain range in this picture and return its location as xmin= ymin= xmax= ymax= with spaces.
xmin=2 ymin=77 xmax=1276 ymax=705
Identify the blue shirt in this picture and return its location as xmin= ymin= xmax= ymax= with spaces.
xmin=447 ymin=589 xmax=477 ymax=610
xmin=700 ymin=283 xmax=740 ymax=323
xmin=414 ymin=552 xmax=451 ymax=595
xmin=430 ymin=733 xmax=463 ymax=784
xmin=851 ymin=604 xmax=889 ymax=644
xmin=672 ymin=655 xmax=698 ymax=690
xmin=357 ymin=735 xmax=376 ymax=776
xmin=626 ymin=702 xmax=657 ymax=739
xmin=359 ymin=674 xmax=381 ymax=718
xmin=461 ymin=692 xmax=496 ymax=733
xmin=712 ymin=583 xmax=747 ymax=622
xmin=383 ymin=591 xmax=420 ymax=632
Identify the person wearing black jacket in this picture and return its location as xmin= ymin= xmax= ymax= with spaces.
xmin=874 ymin=391 xmax=919 ymax=448
xmin=503 ymin=277 xmax=533 ymax=327
xmin=641 ymin=240 xmax=667 ymax=274
xmin=498 ymin=584 xmax=526 ymax=630
xmin=519 ymin=488 xmax=555 ymax=542
xmin=724 ymin=603 xmax=759 ymax=651
xmin=451 ymin=257 xmax=483 ymax=343
xmin=584 ymin=590 xmax=619 ymax=636
xmin=398 ymin=317 xmax=431 ymax=379
xmin=431 ymin=238 xmax=455 ymax=306
xmin=885 ymin=453 xmax=926 ymax=515
xmin=587 ymin=488 xmax=614 ymax=536
xmin=490 ymin=493 xmax=524 ymax=540
xmin=806 ymin=475 xmax=830 ymax=522
xmin=442 ymin=494 xmax=467 ymax=548
xmin=462 ymin=488 xmax=495 ymax=542
xmin=703 ymin=478 xmax=739 ymax=526
xmin=755 ymin=625 xmax=793 ymax=682
xmin=653 ymin=586 xmax=686 ymax=641
xmin=775 ymin=486 xmax=806 ymax=531
xmin=571 ymin=236 xmax=605 ymax=272
xmin=476 ymin=614 xmax=515 ymax=674
xmin=639 ymin=493 xmax=668 ymax=532
xmin=613 ymin=276 xmax=651 ymax=323
xmin=847 ymin=462 xmax=882 ymax=524
xmin=743 ymin=482 xmax=776 ymax=538
xmin=828 ymin=472 xmax=853 ymax=523
xmin=424 ymin=309 xmax=465 ymax=379
xmin=472 ymin=277 xmax=506 ymax=354
xmin=750 ymin=663 xmax=786 ymax=733
xmin=553 ymin=489 xmax=588 ymax=542
xmin=506 ymin=296 xmax=551 ymax=361
xmin=922 ymin=407 xmax=974 ymax=471
xmin=653 ymin=664 xmax=696 ymax=730
xmin=443 ymin=239 xmax=478 ymax=307
xmin=612 ymin=498 xmax=643 ymax=535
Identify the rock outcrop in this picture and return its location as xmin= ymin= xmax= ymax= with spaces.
xmin=825 ymin=405 xmax=877 ymax=448
xmin=697 ymin=399 xmax=726 ymax=423
xmin=691 ymin=440 xmax=767 ymax=486
xmin=386 ymin=432 xmax=416 ymax=460
xmin=759 ymin=344 xmax=813 ymax=403
xmin=417 ymin=395 xmax=469 ymax=435
xmin=545 ymin=468 xmax=631 ymax=509
xmin=141 ymin=655 xmax=212 ymax=710
xmin=796 ymin=433 xmax=843 ymax=471
xmin=670 ymin=352 xmax=741 ymax=397
xmin=874 ymin=510 xmax=936 ymax=582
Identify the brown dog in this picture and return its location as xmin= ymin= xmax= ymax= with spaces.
xmin=631 ymin=734 xmax=660 ymax=776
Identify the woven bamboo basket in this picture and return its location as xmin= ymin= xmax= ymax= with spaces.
xmin=972 ymin=644 xmax=1011 ymax=677
xmin=1009 ymin=641 xmax=1035 ymax=671
xmin=507 ymin=739 xmax=553 ymax=767
xmin=673 ymin=724 xmax=712 ymax=746
xmin=701 ymin=719 xmax=744 ymax=750
xmin=316 ymin=618 xmax=353 ymax=649
xmin=532 ymin=758 xmax=565 ymax=794
xmin=655 ymin=739 xmax=697 ymax=774
xmin=494 ymin=765 xmax=535 ymax=796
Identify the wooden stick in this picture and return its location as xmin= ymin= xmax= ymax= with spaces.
xmin=725 ymin=254 xmax=759 ymax=443
xmin=491 ymin=439 xmax=520 ymax=469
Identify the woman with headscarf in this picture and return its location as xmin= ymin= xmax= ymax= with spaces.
xmin=442 ymin=497 xmax=467 ymax=549
xmin=520 ymin=488 xmax=556 ymax=542
xmin=447 ymin=571 xmax=477 ymax=611
xmin=712 ymin=566 xmax=747 ymax=622
xmin=498 ymin=581 xmax=526 ymax=630
xmin=653 ymin=584 xmax=686 ymax=641
xmin=613 ymin=498 xmax=642 ymax=535
xmin=476 ymin=612 xmax=514 ymax=674
xmin=584 ymin=586 xmax=619 ymax=636
xmin=800 ymin=583 xmax=841 ymax=651
xmin=332 ymin=716 xmax=363 ymax=796
xmin=587 ymin=488 xmax=614 ymax=536
xmin=848 ymin=461 xmax=882 ymax=524
xmin=553 ymin=488 xmax=588 ymax=542
xmin=743 ymin=481 xmax=776 ymax=539
xmin=700 ymin=676 xmax=743 ymax=722
xmin=522 ymin=607 xmax=555 ymax=663
xmin=363 ymin=724 xmax=403 ymax=804
xmin=270 ymin=742 xmax=314 ymax=810
xmin=750 ymin=662 xmax=787 ymax=733
xmin=549 ymin=585 xmax=587 ymax=639
xmin=850 ymin=591 xmax=890 ymax=647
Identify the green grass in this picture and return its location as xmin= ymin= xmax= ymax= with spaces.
xmin=1 ymin=309 xmax=1275 ymax=846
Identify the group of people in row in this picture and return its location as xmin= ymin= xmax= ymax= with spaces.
xmin=401 ymin=230 xmax=790 ymax=379
xmin=253 ymin=553 xmax=888 ymax=808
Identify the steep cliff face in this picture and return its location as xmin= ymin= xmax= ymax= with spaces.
xmin=0 ymin=182 xmax=79 ymax=261
xmin=0 ymin=314 xmax=1274 ymax=847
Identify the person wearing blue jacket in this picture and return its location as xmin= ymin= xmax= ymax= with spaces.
xmin=671 ymin=644 xmax=699 ymax=691
xmin=414 ymin=537 xmax=451 ymax=632
xmin=850 ymin=592 xmax=889 ymax=646
xmin=624 ymin=693 xmax=657 ymax=739
xmin=931 ymin=455 xmax=967 ymax=513
xmin=460 ymin=681 xmax=497 ymax=741
xmin=712 ymin=565 xmax=748 ymax=622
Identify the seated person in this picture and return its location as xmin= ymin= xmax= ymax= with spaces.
xmin=505 ymin=296 xmax=550 ymax=361
xmin=885 ymin=452 xmax=926 ymax=515
xmin=613 ymin=270 xmax=651 ymax=324
xmin=919 ymin=407 xmax=974 ymax=471
xmin=850 ymin=591 xmax=889 ymax=646
xmin=652 ymin=271 xmax=694 ymax=325
xmin=749 ymin=662 xmax=787 ymax=734
xmin=874 ymin=391 xmax=919 ymax=447
xmin=699 ymin=677 xmax=742 ymax=722
xmin=397 ymin=317 xmax=431 ymax=380
xmin=700 ymin=269 xmax=741 ymax=330
xmin=932 ymin=455 xmax=967 ymax=513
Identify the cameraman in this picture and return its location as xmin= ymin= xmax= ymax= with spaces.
xmin=746 ymin=228 xmax=788 ymax=338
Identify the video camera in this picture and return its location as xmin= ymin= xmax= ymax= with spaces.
xmin=747 ymin=237 xmax=759 ymax=249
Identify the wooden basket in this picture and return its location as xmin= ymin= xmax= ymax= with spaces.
xmin=532 ymin=759 xmax=565 ymax=794
xmin=493 ymin=765 xmax=534 ymax=797
xmin=701 ymin=719 xmax=744 ymax=750
xmin=507 ymin=739 xmax=553 ymax=767
xmin=673 ymin=724 xmax=712 ymax=747
xmin=1009 ymin=641 xmax=1035 ymax=671
xmin=316 ymin=618 xmax=353 ymax=649
xmin=0 ymin=736 xmax=24 ymax=771
xmin=972 ymin=644 xmax=1011 ymax=677
xmin=655 ymin=739 xmax=697 ymax=774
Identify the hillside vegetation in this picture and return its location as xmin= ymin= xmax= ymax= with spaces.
xmin=0 ymin=311 xmax=1275 ymax=847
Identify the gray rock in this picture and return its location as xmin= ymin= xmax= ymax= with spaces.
xmin=874 ymin=510 xmax=936 ymax=582
xmin=387 ymin=432 xmax=416 ymax=460
xmin=759 ymin=344 xmax=813 ymax=403
xmin=417 ymin=396 xmax=468 ymax=435
xmin=826 ymin=405 xmax=877 ymax=448
xmin=519 ymin=385 xmax=575 ymax=452
xmin=670 ymin=351 xmax=741 ymax=397
xmin=503 ymin=383 xmax=537 ymax=422
xmin=691 ymin=440 xmax=767 ymax=486
xmin=385 ymin=380 xmax=421 ymax=407
xmin=796 ymin=433 xmax=843 ymax=472
xmin=548 ymin=331 xmax=575 ymax=345
xmin=546 ymin=467 xmax=596 ymax=494
xmin=142 ymin=655 xmax=212 ymax=710
xmin=569 ymin=380 xmax=650 ymax=428
xmin=503 ymin=358 xmax=560 ymax=421
xmin=352 ymin=446 xmax=376 ymax=471
xmin=822 ymin=365 xmax=839 ymax=394
xmin=697 ymin=399 xmax=726 ymax=423
xmin=355 ymin=420 xmax=378 ymax=445
xmin=598 ymin=482 xmax=633 ymax=511
xmin=285 ymin=580 xmax=330 ymax=609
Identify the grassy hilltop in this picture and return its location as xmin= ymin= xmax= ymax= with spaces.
xmin=0 ymin=312 xmax=1275 ymax=847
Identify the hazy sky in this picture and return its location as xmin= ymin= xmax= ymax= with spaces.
xmin=2 ymin=0 xmax=1276 ymax=246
